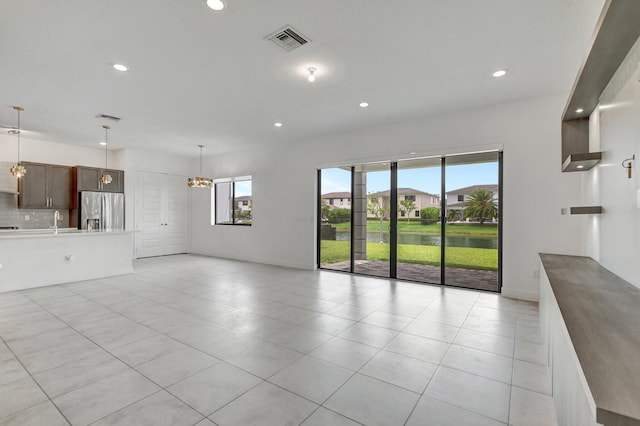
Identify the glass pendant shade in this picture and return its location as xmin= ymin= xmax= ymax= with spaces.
xmin=9 ymin=106 xmax=26 ymax=178
xmin=188 ymin=145 xmax=213 ymax=188
xmin=188 ymin=176 xmax=213 ymax=188
xmin=10 ymin=164 xmax=26 ymax=178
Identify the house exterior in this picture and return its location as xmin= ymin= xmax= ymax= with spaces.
xmin=445 ymin=184 xmax=498 ymax=221
xmin=321 ymin=192 xmax=351 ymax=209
xmin=235 ymin=196 xmax=252 ymax=212
xmin=368 ymin=188 xmax=440 ymax=219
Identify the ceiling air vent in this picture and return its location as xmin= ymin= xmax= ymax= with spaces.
xmin=95 ymin=113 xmax=121 ymax=122
xmin=265 ymin=26 xmax=310 ymax=51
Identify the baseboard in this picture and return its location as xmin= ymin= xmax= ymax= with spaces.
xmin=502 ymin=286 xmax=539 ymax=302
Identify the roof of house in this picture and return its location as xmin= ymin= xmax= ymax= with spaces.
xmin=370 ymin=188 xmax=438 ymax=197
xmin=322 ymin=192 xmax=351 ymax=199
xmin=446 ymin=184 xmax=498 ymax=196
xmin=236 ymin=196 xmax=252 ymax=201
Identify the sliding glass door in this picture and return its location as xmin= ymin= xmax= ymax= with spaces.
xmin=353 ymin=163 xmax=391 ymax=278
xmin=444 ymin=152 xmax=500 ymax=291
xmin=318 ymin=168 xmax=352 ymax=272
xmin=318 ymin=151 xmax=501 ymax=292
xmin=396 ymin=158 xmax=442 ymax=284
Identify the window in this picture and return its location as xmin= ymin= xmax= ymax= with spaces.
xmin=340 ymin=198 xmax=344 ymax=205
xmin=457 ymin=194 xmax=464 ymax=202
xmin=405 ymin=195 xmax=416 ymax=201
xmin=414 ymin=210 xmax=420 ymax=217
xmin=213 ymin=178 xmax=252 ymax=225
xmin=400 ymin=211 xmax=405 ymax=217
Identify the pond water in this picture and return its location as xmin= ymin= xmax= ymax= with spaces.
xmin=335 ymin=230 xmax=497 ymax=249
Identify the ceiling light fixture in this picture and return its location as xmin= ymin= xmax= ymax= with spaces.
xmin=576 ymin=108 xmax=584 ymax=113
xmin=9 ymin=106 xmax=26 ymax=178
xmin=99 ymin=141 xmax=107 ymax=146
xmin=307 ymin=67 xmax=317 ymax=82
xmin=206 ymin=0 xmax=224 ymax=11
xmin=100 ymin=125 xmax=113 ymax=185
xmin=274 ymin=122 xmax=283 ymax=127
xmin=113 ymin=64 xmax=129 ymax=72
xmin=359 ymin=102 xmax=369 ymax=108
xmin=188 ymin=145 xmax=213 ymax=188
xmin=492 ymin=70 xmax=507 ymax=77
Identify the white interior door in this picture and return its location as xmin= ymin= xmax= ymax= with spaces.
xmin=135 ymin=172 xmax=190 ymax=258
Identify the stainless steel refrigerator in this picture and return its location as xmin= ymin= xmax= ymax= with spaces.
xmin=79 ymin=191 xmax=125 ymax=231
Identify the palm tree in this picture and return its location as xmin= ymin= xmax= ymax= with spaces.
xmin=398 ymin=198 xmax=416 ymax=223
xmin=463 ymin=188 xmax=497 ymax=224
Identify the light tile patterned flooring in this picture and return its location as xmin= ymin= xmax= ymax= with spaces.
xmin=0 ymin=254 xmax=556 ymax=425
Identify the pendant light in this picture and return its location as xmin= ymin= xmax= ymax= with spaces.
xmin=100 ymin=125 xmax=112 ymax=185
xmin=9 ymin=106 xmax=26 ymax=178
xmin=188 ymin=145 xmax=213 ymax=188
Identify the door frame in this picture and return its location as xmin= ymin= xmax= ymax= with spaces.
xmin=134 ymin=170 xmax=192 ymax=259
xmin=317 ymin=151 xmax=503 ymax=292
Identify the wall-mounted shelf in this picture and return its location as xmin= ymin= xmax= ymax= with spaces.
xmin=561 ymin=0 xmax=640 ymax=171
xmin=561 ymin=206 xmax=603 ymax=215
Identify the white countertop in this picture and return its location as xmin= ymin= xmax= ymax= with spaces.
xmin=0 ymin=228 xmax=134 ymax=239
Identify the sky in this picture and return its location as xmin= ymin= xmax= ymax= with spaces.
xmin=235 ymin=180 xmax=252 ymax=197
xmin=321 ymin=162 xmax=498 ymax=195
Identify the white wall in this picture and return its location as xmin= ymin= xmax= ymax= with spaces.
xmin=0 ymin=135 xmax=122 ymax=169
xmin=191 ymin=94 xmax=584 ymax=301
xmin=582 ymin=36 xmax=640 ymax=288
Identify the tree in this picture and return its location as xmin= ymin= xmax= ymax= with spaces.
xmin=368 ymin=195 xmax=387 ymax=243
xmin=398 ymin=198 xmax=416 ymax=223
xmin=463 ymin=188 xmax=497 ymax=224
xmin=420 ymin=207 xmax=440 ymax=225
xmin=320 ymin=199 xmax=331 ymax=222
xmin=447 ymin=209 xmax=461 ymax=222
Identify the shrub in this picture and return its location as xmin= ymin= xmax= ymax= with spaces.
xmin=420 ymin=207 xmax=440 ymax=225
xmin=327 ymin=208 xmax=351 ymax=223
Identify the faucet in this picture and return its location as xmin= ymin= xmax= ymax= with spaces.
xmin=53 ymin=211 xmax=59 ymax=234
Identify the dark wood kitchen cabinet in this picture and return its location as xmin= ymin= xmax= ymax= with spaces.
xmin=74 ymin=166 xmax=124 ymax=193
xmin=18 ymin=162 xmax=72 ymax=209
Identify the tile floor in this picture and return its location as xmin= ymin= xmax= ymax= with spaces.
xmin=0 ymin=254 xmax=556 ymax=425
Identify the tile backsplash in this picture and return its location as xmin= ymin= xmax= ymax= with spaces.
xmin=0 ymin=193 xmax=69 ymax=229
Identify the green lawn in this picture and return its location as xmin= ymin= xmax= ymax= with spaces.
xmin=320 ymin=240 xmax=498 ymax=271
xmin=331 ymin=221 xmax=497 ymax=237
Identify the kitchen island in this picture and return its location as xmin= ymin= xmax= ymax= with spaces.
xmin=0 ymin=229 xmax=134 ymax=293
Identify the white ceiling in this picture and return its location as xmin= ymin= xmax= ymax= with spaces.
xmin=0 ymin=0 xmax=605 ymax=158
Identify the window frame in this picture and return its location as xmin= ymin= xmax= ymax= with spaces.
xmin=213 ymin=178 xmax=252 ymax=226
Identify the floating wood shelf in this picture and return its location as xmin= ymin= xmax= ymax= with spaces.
xmin=561 ymin=0 xmax=640 ymax=171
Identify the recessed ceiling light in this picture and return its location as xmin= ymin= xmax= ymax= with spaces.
xmin=410 ymin=152 xmax=417 ymax=155
xmin=206 ymin=0 xmax=224 ymax=10
xmin=492 ymin=70 xmax=507 ymax=77
xmin=99 ymin=141 xmax=107 ymax=146
xmin=576 ymin=108 xmax=584 ymax=113
xmin=113 ymin=64 xmax=129 ymax=72
xmin=274 ymin=122 xmax=283 ymax=127
xmin=576 ymin=165 xmax=585 ymax=169
xmin=359 ymin=102 xmax=369 ymax=108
